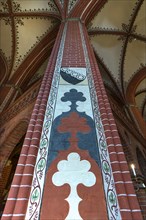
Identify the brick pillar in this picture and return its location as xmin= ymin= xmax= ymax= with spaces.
xmin=2 ymin=19 xmax=143 ymax=220
xmin=2 ymin=23 xmax=65 ymax=220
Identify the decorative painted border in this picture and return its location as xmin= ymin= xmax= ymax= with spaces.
xmin=79 ymin=23 xmax=122 ymax=220
xmin=25 ymin=23 xmax=67 ymax=220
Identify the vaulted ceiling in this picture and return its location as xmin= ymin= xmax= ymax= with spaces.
xmin=88 ymin=0 xmax=146 ymax=122
xmin=0 ymin=0 xmax=146 ymax=124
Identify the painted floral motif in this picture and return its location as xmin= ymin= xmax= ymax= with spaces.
xmin=53 ymin=152 xmax=96 ymax=220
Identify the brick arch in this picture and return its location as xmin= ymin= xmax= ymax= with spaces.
xmin=126 ymin=67 xmax=146 ymax=138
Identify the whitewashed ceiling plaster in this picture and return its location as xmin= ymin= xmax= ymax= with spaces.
xmin=88 ymin=0 xmax=146 ymax=121
xmin=0 ymin=0 xmax=61 ymax=112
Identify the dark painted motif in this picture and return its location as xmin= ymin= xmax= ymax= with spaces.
xmin=47 ymin=89 xmax=101 ymax=169
xmin=60 ymin=68 xmax=86 ymax=84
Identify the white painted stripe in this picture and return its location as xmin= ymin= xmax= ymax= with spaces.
xmin=109 ymin=152 xmax=124 ymax=155
xmin=106 ymin=136 xmax=120 ymax=139
xmin=118 ymin=194 xmax=127 ymax=196
xmin=33 ymin=130 xmax=42 ymax=133
xmin=111 ymin=161 xmax=127 ymax=164
xmin=20 ymin=154 xmax=36 ymax=157
xmin=105 ymin=130 xmax=117 ymax=132
xmin=18 ymin=164 xmax=34 ymax=167
xmin=3 ymin=214 xmax=25 ymax=217
xmin=12 ymin=185 xmax=31 ymax=188
xmin=106 ymin=137 xmax=113 ymax=140
xmin=115 ymin=181 xmax=132 ymax=184
xmin=113 ymin=171 xmax=129 ymax=174
xmin=7 ymin=198 xmax=28 ymax=200
xmin=120 ymin=209 xmax=141 ymax=212
xmin=107 ymin=144 xmax=114 ymax=147
xmin=103 ymin=123 xmax=116 ymax=126
xmin=15 ymin=174 xmax=33 ymax=176
xmin=118 ymin=194 xmax=136 ymax=197
xmin=32 ymin=137 xmax=40 ymax=140
xmin=30 ymin=145 xmax=39 ymax=148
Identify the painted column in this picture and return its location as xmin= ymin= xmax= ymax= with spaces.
xmin=25 ymin=20 xmax=109 ymax=220
xmin=2 ymin=19 xmax=143 ymax=220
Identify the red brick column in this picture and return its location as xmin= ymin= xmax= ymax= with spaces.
xmin=82 ymin=23 xmax=143 ymax=220
xmin=2 ymin=23 xmax=65 ymax=220
xmin=2 ymin=18 xmax=143 ymax=220
xmin=62 ymin=20 xmax=85 ymax=67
